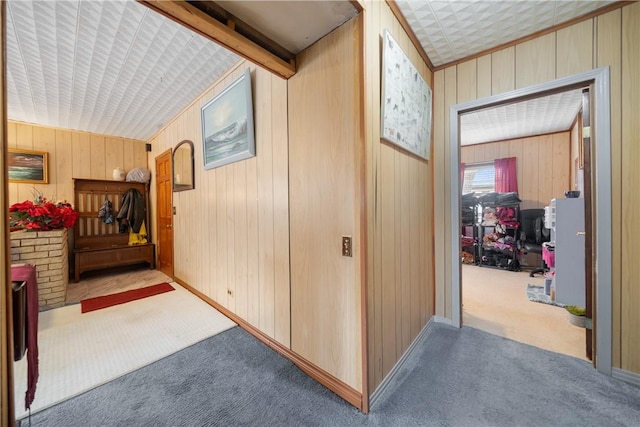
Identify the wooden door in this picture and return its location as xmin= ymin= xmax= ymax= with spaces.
xmin=582 ymin=88 xmax=594 ymax=361
xmin=156 ymin=150 xmax=173 ymax=277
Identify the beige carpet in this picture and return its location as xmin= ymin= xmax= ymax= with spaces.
xmin=462 ymin=264 xmax=586 ymax=360
xmin=13 ymin=282 xmax=236 ymax=419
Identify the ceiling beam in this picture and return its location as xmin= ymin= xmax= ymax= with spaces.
xmin=138 ymin=0 xmax=296 ymax=79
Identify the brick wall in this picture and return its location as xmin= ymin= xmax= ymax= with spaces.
xmin=10 ymin=229 xmax=69 ymax=310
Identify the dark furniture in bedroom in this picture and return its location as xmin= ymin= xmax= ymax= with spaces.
xmin=519 ymin=208 xmax=550 ymax=277
xmin=73 ymin=178 xmax=155 ymax=282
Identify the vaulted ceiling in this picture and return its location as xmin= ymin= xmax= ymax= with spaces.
xmin=6 ymin=0 xmax=616 ymax=143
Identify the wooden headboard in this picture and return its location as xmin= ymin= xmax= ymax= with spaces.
xmin=73 ymin=178 xmax=150 ymax=250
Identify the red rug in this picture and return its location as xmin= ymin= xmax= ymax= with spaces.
xmin=81 ymin=282 xmax=175 ymax=313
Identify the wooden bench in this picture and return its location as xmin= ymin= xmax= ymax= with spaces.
xmin=73 ymin=179 xmax=155 ymax=282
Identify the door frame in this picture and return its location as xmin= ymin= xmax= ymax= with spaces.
xmin=449 ymin=67 xmax=612 ymax=375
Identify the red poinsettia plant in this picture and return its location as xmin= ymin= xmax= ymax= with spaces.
xmin=9 ymin=197 xmax=79 ymax=231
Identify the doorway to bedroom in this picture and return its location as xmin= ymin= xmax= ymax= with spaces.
xmin=456 ymin=79 xmax=604 ymax=361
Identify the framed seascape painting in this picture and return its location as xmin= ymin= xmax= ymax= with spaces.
xmin=8 ymin=148 xmax=49 ymax=183
xmin=381 ymin=29 xmax=432 ymax=160
xmin=201 ymin=68 xmax=256 ymax=170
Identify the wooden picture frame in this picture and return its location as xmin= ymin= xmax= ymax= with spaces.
xmin=381 ymin=29 xmax=432 ymax=160
xmin=201 ymin=68 xmax=255 ymax=170
xmin=8 ymin=148 xmax=48 ymax=184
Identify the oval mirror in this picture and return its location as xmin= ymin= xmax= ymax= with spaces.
xmin=172 ymin=140 xmax=195 ymax=192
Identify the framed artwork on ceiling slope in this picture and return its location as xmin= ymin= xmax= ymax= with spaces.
xmin=381 ymin=29 xmax=432 ymax=160
xmin=201 ymin=68 xmax=256 ymax=170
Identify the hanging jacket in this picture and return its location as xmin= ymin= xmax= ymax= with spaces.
xmin=117 ymin=188 xmax=145 ymax=234
xmin=98 ymin=200 xmax=114 ymax=224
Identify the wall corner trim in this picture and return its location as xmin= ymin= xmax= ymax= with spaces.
xmin=612 ymin=368 xmax=640 ymax=387
xmin=369 ymin=316 xmax=436 ymax=408
xmin=433 ymin=315 xmax=453 ymax=326
xmin=174 ymin=277 xmax=364 ymax=412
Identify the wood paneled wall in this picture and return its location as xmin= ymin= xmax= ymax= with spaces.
xmin=289 ymin=16 xmax=363 ymax=393
xmin=147 ymin=61 xmax=291 ymax=347
xmin=433 ymin=3 xmax=640 ymax=373
xmin=363 ymin=1 xmax=434 ymax=395
xmin=7 ymin=121 xmax=147 ymax=205
xmin=461 ymin=132 xmax=571 ymax=209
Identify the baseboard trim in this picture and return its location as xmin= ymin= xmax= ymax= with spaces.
xmin=612 ymin=367 xmax=640 ymax=387
xmin=369 ymin=316 xmax=436 ymax=408
xmin=433 ymin=315 xmax=453 ymax=326
xmin=174 ymin=277 xmax=364 ymax=411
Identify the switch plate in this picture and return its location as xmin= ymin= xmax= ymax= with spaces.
xmin=342 ymin=236 xmax=352 ymax=257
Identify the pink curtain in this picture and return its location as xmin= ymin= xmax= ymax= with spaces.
xmin=494 ymin=157 xmax=518 ymax=193
xmin=460 ymin=163 xmax=466 ymax=188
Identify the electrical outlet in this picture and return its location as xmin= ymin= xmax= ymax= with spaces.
xmin=342 ymin=236 xmax=352 ymax=257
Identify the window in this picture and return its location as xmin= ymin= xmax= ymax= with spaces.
xmin=462 ymin=162 xmax=495 ymax=194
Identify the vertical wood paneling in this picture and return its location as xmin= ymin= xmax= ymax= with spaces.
xmin=71 ymin=132 xmax=91 ymax=180
xmin=443 ymin=66 xmax=456 ymax=318
xmin=457 ymin=59 xmax=477 ymax=103
xmin=380 ymin=144 xmax=397 ymax=376
xmin=597 ymin=8 xmax=622 ymax=367
xmin=363 ymin=1 xmax=434 ymax=396
xmin=620 ymin=1 xmax=640 ymax=373
xmin=491 ymin=47 xmax=515 ymax=94
xmin=271 ymin=74 xmax=290 ymax=346
xmin=461 ymin=132 xmax=570 ymax=208
xmin=255 ymin=67 xmax=275 ymax=337
xmin=7 ymin=122 xmax=146 ymax=204
xmin=557 ymin=19 xmax=594 ymax=78
xmin=552 ymin=132 xmax=571 ymax=198
xmin=433 ymin=70 xmax=446 ymax=318
xmin=90 ymin=135 xmax=106 ymax=180
xmin=538 ymin=135 xmax=554 ymax=204
xmin=145 ymin=60 xmax=290 ymax=353
xmin=434 ymin=2 xmax=638 ymax=375
xmin=515 ymin=33 xmax=556 ymax=88
xmin=289 ymin=16 xmax=362 ymax=390
xmin=477 ymin=55 xmax=492 ymax=98
xmin=55 ymin=130 xmax=73 ymax=202
xmin=365 ymin=0 xmax=383 ymax=391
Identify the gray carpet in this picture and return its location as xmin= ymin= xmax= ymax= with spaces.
xmin=20 ymin=323 xmax=640 ymax=426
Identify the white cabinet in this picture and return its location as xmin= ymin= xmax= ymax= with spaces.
xmin=551 ymin=198 xmax=585 ymax=307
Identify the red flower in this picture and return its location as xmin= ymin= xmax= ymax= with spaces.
xmin=9 ymin=197 xmax=79 ymax=232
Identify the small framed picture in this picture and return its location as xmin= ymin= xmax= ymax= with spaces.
xmin=201 ymin=68 xmax=255 ymax=170
xmin=8 ymin=148 xmax=49 ymax=184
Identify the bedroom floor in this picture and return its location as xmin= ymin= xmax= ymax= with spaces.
xmin=462 ymin=263 xmax=587 ymax=360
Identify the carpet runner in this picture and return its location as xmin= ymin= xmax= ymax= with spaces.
xmin=81 ymin=282 xmax=174 ymax=313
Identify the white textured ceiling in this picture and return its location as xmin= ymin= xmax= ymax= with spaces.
xmin=396 ymin=0 xmax=616 ymax=67
xmin=6 ymin=0 xmax=240 ymax=141
xmin=460 ymin=89 xmax=583 ymax=146
xmin=6 ymin=0 xmax=611 ymax=143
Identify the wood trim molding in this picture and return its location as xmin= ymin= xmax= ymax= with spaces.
xmin=174 ymin=277 xmax=364 ymax=411
xmin=385 ymin=0 xmax=434 ymax=71
xmin=138 ymin=0 xmax=296 ymax=79
xmin=1 ymin=1 xmax=15 ymax=423
xmin=433 ymin=1 xmax=632 ymax=71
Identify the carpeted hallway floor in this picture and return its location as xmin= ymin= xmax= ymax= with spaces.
xmin=21 ymin=322 xmax=640 ymax=427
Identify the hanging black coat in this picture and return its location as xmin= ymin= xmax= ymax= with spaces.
xmin=117 ymin=188 xmax=145 ymax=233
